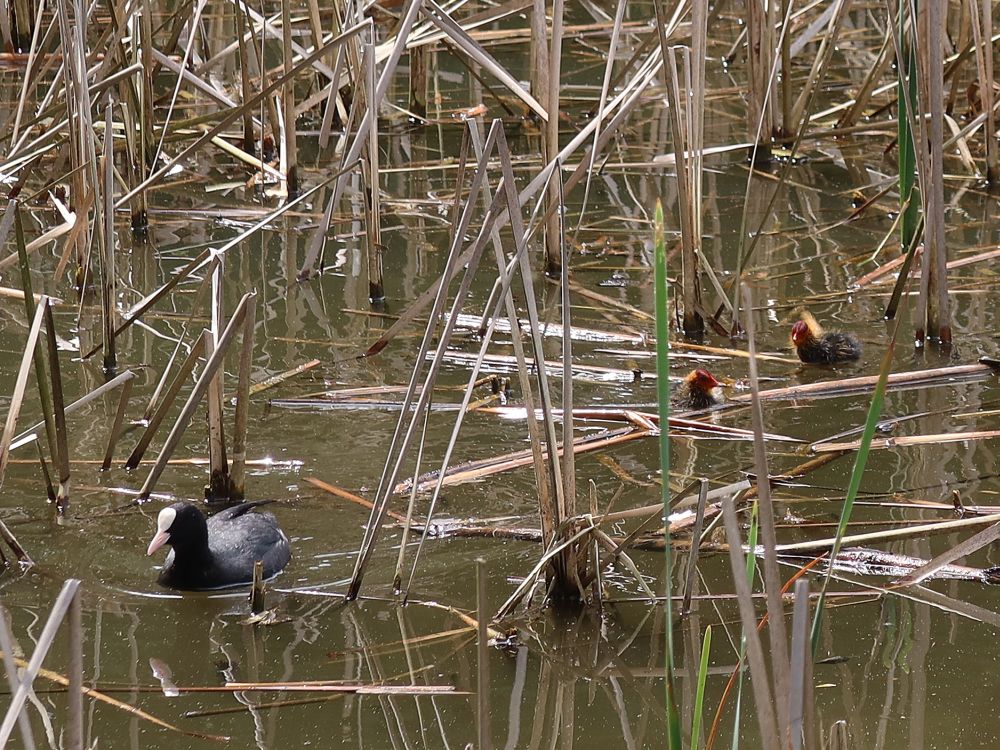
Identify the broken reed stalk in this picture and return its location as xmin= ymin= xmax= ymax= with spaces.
xmin=653 ymin=200 xmax=682 ymax=749
xmin=280 ymin=0 xmax=297 ymax=195
xmin=249 ymin=560 xmax=265 ymax=614
xmin=914 ymin=0 xmax=950 ymax=345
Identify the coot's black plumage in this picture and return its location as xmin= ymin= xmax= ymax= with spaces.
xmin=146 ymin=501 xmax=291 ymax=590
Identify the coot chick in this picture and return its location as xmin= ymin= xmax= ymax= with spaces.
xmin=146 ymin=501 xmax=291 ymax=591
xmin=790 ymin=313 xmax=862 ymax=365
xmin=673 ymin=369 xmax=724 ymax=409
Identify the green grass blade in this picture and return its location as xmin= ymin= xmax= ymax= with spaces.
xmin=691 ymin=624 xmax=713 ymax=749
xmin=654 ymin=199 xmax=682 ymax=749
xmin=810 ymin=317 xmax=902 ymax=653
xmin=728 ymin=502 xmax=759 ymax=750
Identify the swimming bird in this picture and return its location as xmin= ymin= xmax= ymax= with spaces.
xmin=673 ymin=368 xmax=725 ymax=409
xmin=146 ymin=501 xmax=291 ymax=590
xmin=790 ymin=312 xmax=862 ymax=365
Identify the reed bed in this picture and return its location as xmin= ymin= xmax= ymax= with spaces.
xmin=0 ymin=0 xmax=999 ymax=747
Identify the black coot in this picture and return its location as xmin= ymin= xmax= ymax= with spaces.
xmin=146 ymin=501 xmax=291 ymax=590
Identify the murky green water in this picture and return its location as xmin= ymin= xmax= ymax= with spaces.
xmin=2 ymin=3 xmax=1000 ymax=748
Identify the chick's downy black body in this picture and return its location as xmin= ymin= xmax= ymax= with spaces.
xmin=147 ymin=501 xmax=291 ymax=590
xmin=791 ymin=319 xmax=862 ymax=365
xmin=673 ymin=369 xmax=724 ymax=410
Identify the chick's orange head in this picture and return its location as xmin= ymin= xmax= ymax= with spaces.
xmin=688 ymin=368 xmax=720 ymax=390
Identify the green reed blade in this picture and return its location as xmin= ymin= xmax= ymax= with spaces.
xmin=691 ymin=624 xmax=713 ymax=749
xmin=810 ymin=310 xmax=903 ymax=653
xmin=654 ymin=199 xmax=681 ymax=749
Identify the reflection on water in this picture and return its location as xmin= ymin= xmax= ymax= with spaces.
xmin=1 ymin=2 xmax=1000 ymax=748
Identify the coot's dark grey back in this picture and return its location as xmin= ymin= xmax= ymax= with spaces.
xmin=205 ymin=508 xmax=291 ymax=586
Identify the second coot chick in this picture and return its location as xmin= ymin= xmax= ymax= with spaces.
xmin=146 ymin=501 xmax=291 ymax=591
xmin=674 ymin=369 xmax=724 ymax=409
xmin=790 ymin=313 xmax=862 ymax=365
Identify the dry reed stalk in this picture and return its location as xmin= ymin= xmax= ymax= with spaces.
xmin=233 ymin=0 xmax=255 ymax=153
xmin=0 ymin=602 xmax=35 ymax=747
xmin=720 ymin=498 xmax=779 ymax=749
xmin=0 ymin=579 xmax=80 ymax=745
xmin=543 ymin=0 xmax=563 ymax=276
xmin=347 ymin=122 xmax=498 ymax=599
xmin=787 ymin=578 xmax=810 ymax=750
xmin=42 ymin=303 xmax=70 ymax=513
xmin=741 ymin=285 xmax=790 ymax=742
xmin=663 ymin=44 xmax=704 ymax=336
xmin=394 ymin=128 xmax=548 ymax=599
xmin=125 ymin=332 xmax=208 ymax=469
xmin=205 ymin=261 xmax=231 ymax=501
xmin=476 ymin=558 xmax=491 ymax=750
xmin=100 ymin=374 xmax=132 ymax=470
xmin=229 ymin=295 xmax=256 ymax=500
xmin=968 ymin=0 xmax=997 ymax=180
xmin=914 ymin=0 xmax=951 ymax=345
xmin=280 ymin=0 xmax=298 ymax=195
xmin=363 ymin=40 xmax=384 ymax=302
xmin=529 ymin=0 xmax=548 ymax=119
xmin=67 ymin=587 xmax=82 ymax=750
xmin=746 ymin=0 xmax=774 ymax=163
xmin=680 ymin=479 xmax=708 ymax=615
xmin=100 ymin=101 xmax=117 ymax=371
xmin=136 ymin=293 xmax=254 ymax=500
xmin=0 ymin=296 xmax=47 ymax=487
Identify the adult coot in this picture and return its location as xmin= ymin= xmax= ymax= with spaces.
xmin=146 ymin=501 xmax=291 ymax=590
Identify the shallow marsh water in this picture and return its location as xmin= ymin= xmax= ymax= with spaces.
xmin=2 ymin=3 xmax=1000 ymax=748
